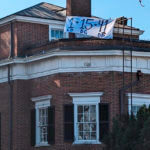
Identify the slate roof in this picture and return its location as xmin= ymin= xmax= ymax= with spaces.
xmin=1 ymin=2 xmax=66 ymax=21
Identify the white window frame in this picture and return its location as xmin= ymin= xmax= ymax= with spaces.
xmin=69 ymin=92 xmax=103 ymax=144
xmin=31 ymin=95 xmax=52 ymax=147
xmin=127 ymin=93 xmax=150 ymax=115
xmin=49 ymin=24 xmax=68 ymax=41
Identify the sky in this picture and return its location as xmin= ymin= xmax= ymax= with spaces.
xmin=0 ymin=0 xmax=150 ymax=40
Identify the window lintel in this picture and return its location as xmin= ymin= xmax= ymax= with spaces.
xmin=31 ymin=95 xmax=52 ymax=103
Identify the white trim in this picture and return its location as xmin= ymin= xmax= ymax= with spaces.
xmin=31 ymin=95 xmax=52 ymax=102
xmin=127 ymin=93 xmax=150 ymax=100
xmin=70 ymin=92 xmax=103 ymax=144
xmin=69 ymin=92 xmax=103 ymax=98
xmin=1 ymin=50 xmax=150 ymax=67
xmin=0 ymin=15 xmax=65 ymax=25
xmin=70 ymin=92 xmax=103 ymax=105
xmin=127 ymin=93 xmax=150 ymax=115
xmin=31 ymin=95 xmax=52 ymax=146
xmin=49 ymin=25 xmax=68 ymax=41
xmin=1 ymin=50 xmax=150 ymax=83
xmin=35 ymin=143 xmax=50 ymax=147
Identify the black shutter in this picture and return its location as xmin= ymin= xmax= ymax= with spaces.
xmin=99 ymin=103 xmax=109 ymax=141
xmin=31 ymin=109 xmax=36 ymax=146
xmin=0 ymin=113 xmax=1 ymax=150
xmin=64 ymin=104 xmax=74 ymax=142
xmin=48 ymin=106 xmax=55 ymax=144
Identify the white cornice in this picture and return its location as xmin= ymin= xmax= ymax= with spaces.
xmin=70 ymin=92 xmax=103 ymax=104
xmin=69 ymin=92 xmax=103 ymax=97
xmin=127 ymin=93 xmax=150 ymax=99
xmin=1 ymin=50 xmax=150 ymax=67
xmin=0 ymin=50 xmax=150 ymax=83
xmin=0 ymin=15 xmax=65 ymax=25
xmin=31 ymin=95 xmax=52 ymax=102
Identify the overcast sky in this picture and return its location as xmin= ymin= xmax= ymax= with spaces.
xmin=0 ymin=0 xmax=149 ymax=40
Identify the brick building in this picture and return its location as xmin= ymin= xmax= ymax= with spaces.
xmin=0 ymin=0 xmax=150 ymax=150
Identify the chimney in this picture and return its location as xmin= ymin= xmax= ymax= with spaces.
xmin=67 ymin=0 xmax=91 ymax=17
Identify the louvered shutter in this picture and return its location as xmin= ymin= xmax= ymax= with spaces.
xmin=99 ymin=103 xmax=109 ymax=141
xmin=64 ymin=104 xmax=74 ymax=142
xmin=48 ymin=106 xmax=55 ymax=144
xmin=31 ymin=109 xmax=36 ymax=146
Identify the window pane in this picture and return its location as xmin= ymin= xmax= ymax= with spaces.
xmin=83 ymin=132 xmax=90 ymax=140
xmin=78 ymin=105 xmax=83 ymax=113
xmin=78 ymin=114 xmax=83 ymax=122
xmin=83 ymin=123 xmax=90 ymax=131
xmin=90 ymin=105 xmax=96 ymax=113
xmin=39 ymin=107 xmax=48 ymax=143
xmin=78 ymin=123 xmax=83 ymax=132
xmin=90 ymin=113 xmax=96 ymax=122
xmin=84 ymin=105 xmax=90 ymax=113
xmin=78 ymin=132 xmax=83 ymax=140
xmin=91 ymin=132 xmax=96 ymax=140
xmin=84 ymin=112 xmax=89 ymax=122
xmin=51 ymin=30 xmax=55 ymax=37
xmin=55 ymin=30 xmax=59 ymax=38
xmin=90 ymin=123 xmax=96 ymax=132
xmin=60 ymin=31 xmax=63 ymax=38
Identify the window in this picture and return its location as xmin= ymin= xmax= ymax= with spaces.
xmin=31 ymin=95 xmax=55 ymax=146
xmin=49 ymin=25 xmax=68 ymax=41
xmin=38 ymin=108 xmax=48 ymax=143
xmin=69 ymin=92 xmax=103 ymax=144
xmin=51 ymin=29 xmax=64 ymax=40
xmin=77 ymin=105 xmax=97 ymax=141
xmin=127 ymin=93 xmax=150 ymax=115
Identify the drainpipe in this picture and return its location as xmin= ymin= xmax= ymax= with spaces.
xmin=8 ymin=21 xmax=14 ymax=150
xmin=119 ymin=70 xmax=142 ymax=115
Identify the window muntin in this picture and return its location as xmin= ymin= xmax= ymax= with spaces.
xmin=38 ymin=107 xmax=48 ymax=144
xmin=77 ymin=105 xmax=97 ymax=141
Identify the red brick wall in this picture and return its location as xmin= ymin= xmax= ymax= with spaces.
xmin=0 ymin=24 xmax=11 ymax=59
xmin=0 ymin=82 xmax=10 ymax=150
xmin=0 ymin=71 xmax=148 ymax=150
xmin=14 ymin=22 xmax=49 ymax=56
xmin=0 ymin=22 xmax=49 ymax=59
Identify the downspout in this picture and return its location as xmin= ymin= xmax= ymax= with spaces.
xmin=8 ymin=21 xmax=14 ymax=150
xmin=119 ymin=70 xmax=142 ymax=115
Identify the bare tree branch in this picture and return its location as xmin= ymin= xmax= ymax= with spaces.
xmin=139 ymin=0 xmax=144 ymax=7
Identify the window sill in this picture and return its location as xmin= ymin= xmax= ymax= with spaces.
xmin=35 ymin=143 xmax=50 ymax=147
xmin=73 ymin=140 xmax=101 ymax=145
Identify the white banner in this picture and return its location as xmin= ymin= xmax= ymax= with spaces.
xmin=64 ymin=16 xmax=116 ymax=39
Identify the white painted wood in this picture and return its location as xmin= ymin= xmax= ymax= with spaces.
xmin=0 ymin=50 xmax=150 ymax=83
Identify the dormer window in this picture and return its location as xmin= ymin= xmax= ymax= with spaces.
xmin=51 ymin=29 xmax=64 ymax=40
xmin=49 ymin=25 xmax=68 ymax=41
